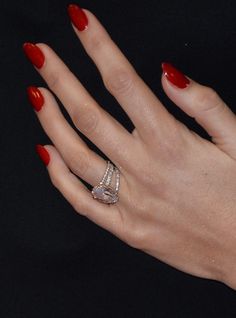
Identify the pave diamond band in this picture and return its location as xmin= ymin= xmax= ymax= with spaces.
xmin=91 ymin=161 xmax=120 ymax=204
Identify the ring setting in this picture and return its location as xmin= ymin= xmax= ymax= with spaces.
xmin=91 ymin=161 xmax=120 ymax=204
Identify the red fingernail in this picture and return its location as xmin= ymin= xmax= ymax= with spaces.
xmin=162 ymin=62 xmax=190 ymax=89
xmin=27 ymin=86 xmax=44 ymax=112
xmin=67 ymin=4 xmax=88 ymax=31
xmin=36 ymin=144 xmax=50 ymax=166
xmin=23 ymin=42 xmax=45 ymax=69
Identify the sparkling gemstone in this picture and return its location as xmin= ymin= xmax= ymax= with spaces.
xmin=92 ymin=185 xmax=118 ymax=204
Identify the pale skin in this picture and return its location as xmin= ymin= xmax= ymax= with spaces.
xmin=30 ymin=9 xmax=236 ymax=289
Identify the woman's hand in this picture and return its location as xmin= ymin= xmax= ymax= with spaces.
xmin=23 ymin=5 xmax=236 ymax=289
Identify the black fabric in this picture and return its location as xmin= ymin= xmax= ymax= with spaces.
xmin=1 ymin=0 xmax=236 ymax=317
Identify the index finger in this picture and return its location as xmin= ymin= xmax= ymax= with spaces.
xmin=67 ymin=5 xmax=176 ymax=142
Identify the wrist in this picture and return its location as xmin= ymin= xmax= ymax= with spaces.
xmin=221 ymin=262 xmax=236 ymax=290
xmin=217 ymin=240 xmax=236 ymax=290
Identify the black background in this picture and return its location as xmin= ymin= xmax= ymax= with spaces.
xmin=1 ymin=0 xmax=236 ymax=317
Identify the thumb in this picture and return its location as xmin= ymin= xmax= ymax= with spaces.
xmin=161 ymin=62 xmax=236 ymax=160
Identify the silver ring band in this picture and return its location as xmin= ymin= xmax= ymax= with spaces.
xmin=91 ymin=161 xmax=120 ymax=204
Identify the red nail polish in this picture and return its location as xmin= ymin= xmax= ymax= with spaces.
xmin=67 ymin=4 xmax=88 ymax=31
xmin=23 ymin=43 xmax=45 ymax=69
xmin=162 ymin=62 xmax=190 ymax=89
xmin=27 ymin=86 xmax=44 ymax=112
xmin=36 ymin=144 xmax=50 ymax=166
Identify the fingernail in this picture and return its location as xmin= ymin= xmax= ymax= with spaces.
xmin=162 ymin=62 xmax=190 ymax=89
xmin=23 ymin=42 xmax=45 ymax=69
xmin=67 ymin=4 xmax=88 ymax=31
xmin=27 ymin=86 xmax=44 ymax=112
xmin=36 ymin=144 xmax=50 ymax=166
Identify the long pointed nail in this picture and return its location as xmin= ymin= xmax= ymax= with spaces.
xmin=162 ymin=62 xmax=190 ymax=89
xmin=67 ymin=4 xmax=88 ymax=31
xmin=36 ymin=145 xmax=50 ymax=166
xmin=23 ymin=43 xmax=45 ymax=69
xmin=27 ymin=86 xmax=44 ymax=112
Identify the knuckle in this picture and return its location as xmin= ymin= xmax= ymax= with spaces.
xmin=50 ymin=170 xmax=62 ymax=189
xmin=161 ymin=144 xmax=187 ymax=172
xmin=196 ymin=86 xmax=223 ymax=113
xmin=72 ymin=198 xmax=88 ymax=216
xmin=72 ymin=107 xmax=99 ymax=135
xmin=47 ymin=70 xmax=61 ymax=90
xmin=121 ymin=220 xmax=148 ymax=250
xmin=128 ymin=227 xmax=148 ymax=250
xmin=68 ymin=150 xmax=90 ymax=178
xmin=104 ymin=69 xmax=134 ymax=96
xmin=156 ymin=123 xmax=186 ymax=163
xmin=88 ymin=33 xmax=108 ymax=51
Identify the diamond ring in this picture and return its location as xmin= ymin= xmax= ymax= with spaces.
xmin=91 ymin=161 xmax=120 ymax=204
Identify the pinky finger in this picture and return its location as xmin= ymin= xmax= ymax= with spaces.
xmin=35 ymin=144 xmax=122 ymax=234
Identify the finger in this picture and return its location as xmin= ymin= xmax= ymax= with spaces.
xmin=27 ymin=85 xmax=112 ymax=186
xmin=67 ymin=5 xmax=176 ymax=142
xmin=161 ymin=62 xmax=236 ymax=159
xmin=23 ymin=42 xmax=133 ymax=168
xmin=36 ymin=144 xmax=122 ymax=234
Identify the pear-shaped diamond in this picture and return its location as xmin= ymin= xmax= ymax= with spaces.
xmin=92 ymin=185 xmax=118 ymax=204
